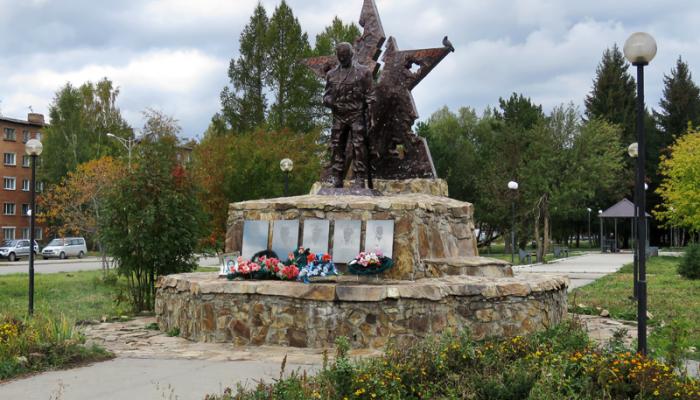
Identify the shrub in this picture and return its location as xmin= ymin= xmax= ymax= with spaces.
xmin=206 ymin=320 xmax=700 ymax=399
xmin=678 ymin=244 xmax=700 ymax=279
xmin=0 ymin=314 xmax=112 ymax=380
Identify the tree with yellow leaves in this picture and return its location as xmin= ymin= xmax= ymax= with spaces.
xmin=655 ymin=128 xmax=700 ymax=232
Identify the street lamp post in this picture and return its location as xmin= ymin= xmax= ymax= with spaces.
xmin=508 ymin=181 xmax=519 ymax=264
xmin=280 ymin=158 xmax=293 ymax=196
xmin=25 ymin=138 xmax=43 ymax=316
xmin=587 ymin=208 xmax=592 ymax=249
xmin=624 ymin=31 xmax=657 ymax=356
xmin=599 ymin=209 xmax=603 ymax=251
xmin=107 ymin=133 xmax=134 ymax=171
xmin=628 ymin=142 xmax=639 ymax=300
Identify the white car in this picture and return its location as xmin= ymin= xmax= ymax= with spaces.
xmin=41 ymin=237 xmax=87 ymax=259
xmin=0 ymin=240 xmax=40 ymax=261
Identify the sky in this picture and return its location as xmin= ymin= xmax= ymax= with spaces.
xmin=1 ymin=0 xmax=700 ymax=140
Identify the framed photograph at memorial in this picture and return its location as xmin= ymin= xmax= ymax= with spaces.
xmin=364 ymin=220 xmax=394 ymax=258
xmin=271 ymin=220 xmax=299 ymax=260
xmin=332 ymin=220 xmax=361 ymax=264
xmin=218 ymin=252 xmax=240 ymax=276
xmin=302 ymin=219 xmax=330 ymax=254
xmin=241 ymin=220 xmax=270 ymax=259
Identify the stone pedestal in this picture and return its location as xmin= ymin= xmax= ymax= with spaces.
xmin=155 ymin=180 xmax=569 ymax=349
xmin=225 ymin=193 xmax=481 ymax=280
xmin=156 ymin=273 xmax=568 ymax=349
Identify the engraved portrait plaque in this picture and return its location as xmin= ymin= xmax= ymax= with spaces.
xmin=332 ymin=220 xmax=361 ymax=264
xmin=241 ymin=220 xmax=269 ymax=259
xmin=302 ymin=220 xmax=330 ymax=254
xmin=271 ymin=220 xmax=299 ymax=260
xmin=364 ymin=220 xmax=394 ymax=258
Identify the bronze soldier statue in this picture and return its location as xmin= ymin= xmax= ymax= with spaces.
xmin=323 ymin=42 xmax=374 ymax=188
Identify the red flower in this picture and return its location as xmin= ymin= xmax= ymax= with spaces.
xmin=322 ymin=253 xmax=331 ymax=262
xmin=307 ymin=253 xmax=317 ymax=263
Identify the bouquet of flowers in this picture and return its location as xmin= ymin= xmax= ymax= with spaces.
xmin=227 ymin=255 xmax=299 ymax=281
xmin=295 ymin=250 xmax=339 ymax=283
xmin=348 ymin=250 xmax=394 ymax=275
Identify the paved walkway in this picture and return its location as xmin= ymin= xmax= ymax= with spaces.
xmin=513 ymin=252 xmax=633 ymax=290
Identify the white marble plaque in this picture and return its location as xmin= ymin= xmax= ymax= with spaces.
xmin=271 ymin=220 xmax=299 ymax=260
xmin=241 ymin=220 xmax=269 ymax=259
xmin=302 ymin=219 xmax=330 ymax=254
xmin=332 ymin=220 xmax=361 ymax=264
xmin=364 ymin=220 xmax=394 ymax=258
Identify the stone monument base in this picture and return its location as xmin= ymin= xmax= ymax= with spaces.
xmin=155 ymin=272 xmax=568 ymax=349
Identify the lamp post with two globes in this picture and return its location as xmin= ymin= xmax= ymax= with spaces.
xmin=624 ymin=31 xmax=657 ymax=355
xmin=508 ymin=181 xmax=519 ymax=264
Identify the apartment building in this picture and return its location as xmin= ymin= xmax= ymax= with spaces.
xmin=1 ymin=113 xmax=45 ymax=243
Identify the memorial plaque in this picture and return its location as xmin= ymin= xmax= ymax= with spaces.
xmin=332 ymin=220 xmax=361 ymax=264
xmin=271 ymin=220 xmax=299 ymax=261
xmin=219 ymin=252 xmax=240 ymax=276
xmin=302 ymin=220 xmax=330 ymax=254
xmin=241 ymin=220 xmax=269 ymax=260
xmin=364 ymin=220 xmax=394 ymax=257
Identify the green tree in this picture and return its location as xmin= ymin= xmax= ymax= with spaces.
xmin=655 ymin=128 xmax=700 ymax=232
xmin=584 ymin=45 xmax=637 ymax=146
xmin=220 ymin=3 xmax=269 ymax=134
xmin=100 ymin=113 xmax=203 ymax=311
xmin=655 ymin=56 xmax=700 ymax=140
xmin=266 ymin=0 xmax=321 ymax=133
xmin=313 ymin=16 xmax=361 ymax=56
xmin=42 ymin=78 xmax=130 ymax=185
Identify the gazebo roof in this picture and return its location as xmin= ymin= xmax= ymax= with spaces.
xmin=599 ymin=198 xmax=651 ymax=218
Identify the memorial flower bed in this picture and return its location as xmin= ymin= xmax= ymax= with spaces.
xmin=226 ymin=248 xmax=339 ymax=283
xmin=348 ymin=251 xmax=394 ymax=275
xmin=206 ymin=320 xmax=700 ymax=399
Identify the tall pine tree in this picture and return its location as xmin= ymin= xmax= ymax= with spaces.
xmin=655 ymin=56 xmax=700 ymax=139
xmin=220 ymin=3 xmax=269 ymax=134
xmin=266 ymin=0 xmax=321 ymax=133
xmin=584 ymin=44 xmax=637 ymax=146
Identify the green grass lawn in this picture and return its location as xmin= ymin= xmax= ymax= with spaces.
xmin=0 ymin=266 xmax=218 ymax=321
xmin=571 ymin=256 xmax=700 ymax=360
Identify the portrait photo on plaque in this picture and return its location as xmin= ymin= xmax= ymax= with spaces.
xmin=302 ymin=219 xmax=330 ymax=254
xmin=332 ymin=220 xmax=361 ymax=264
xmin=271 ymin=220 xmax=299 ymax=259
xmin=218 ymin=251 xmax=240 ymax=276
xmin=241 ymin=220 xmax=270 ymax=259
xmin=364 ymin=220 xmax=394 ymax=258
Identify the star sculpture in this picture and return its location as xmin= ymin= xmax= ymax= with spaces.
xmin=302 ymin=0 xmax=454 ymax=180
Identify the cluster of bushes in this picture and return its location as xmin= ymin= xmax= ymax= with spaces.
xmin=678 ymin=244 xmax=700 ymax=280
xmin=0 ymin=314 xmax=112 ymax=380
xmin=206 ymin=320 xmax=700 ymax=399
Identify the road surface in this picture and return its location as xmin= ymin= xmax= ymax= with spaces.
xmin=0 ymin=255 xmax=220 ymax=275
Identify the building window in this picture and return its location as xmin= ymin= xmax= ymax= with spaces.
xmin=21 ymin=228 xmax=30 ymax=239
xmin=22 ymin=130 xmax=30 ymax=143
xmin=2 ymin=227 xmax=15 ymax=240
xmin=3 ymin=153 xmax=16 ymax=166
xmin=3 ymin=128 xmax=16 ymax=141
xmin=35 ymin=132 xmax=42 ymax=141
xmin=22 ymin=155 xmax=30 ymax=168
xmin=3 ymin=177 xmax=16 ymax=190
xmin=22 ymin=179 xmax=30 ymax=191
xmin=35 ymin=228 xmax=42 ymax=240
xmin=21 ymin=204 xmax=30 ymax=215
xmin=3 ymin=203 xmax=15 ymax=215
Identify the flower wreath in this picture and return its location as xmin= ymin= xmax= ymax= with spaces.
xmin=347 ymin=250 xmax=394 ymax=275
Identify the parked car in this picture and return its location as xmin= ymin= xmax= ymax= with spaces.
xmin=41 ymin=237 xmax=87 ymax=259
xmin=0 ymin=239 xmax=40 ymax=261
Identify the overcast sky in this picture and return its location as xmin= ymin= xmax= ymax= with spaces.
xmin=1 ymin=0 xmax=699 ymax=139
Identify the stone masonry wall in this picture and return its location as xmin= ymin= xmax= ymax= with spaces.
xmin=156 ymin=273 xmax=568 ymax=349
xmin=225 ymin=194 xmax=480 ymax=280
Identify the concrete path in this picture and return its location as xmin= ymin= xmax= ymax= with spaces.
xmin=0 ymin=358 xmax=315 ymax=400
xmin=513 ymin=252 xmax=633 ymax=290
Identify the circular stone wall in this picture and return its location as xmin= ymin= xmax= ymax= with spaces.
xmin=156 ymin=273 xmax=568 ymax=349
